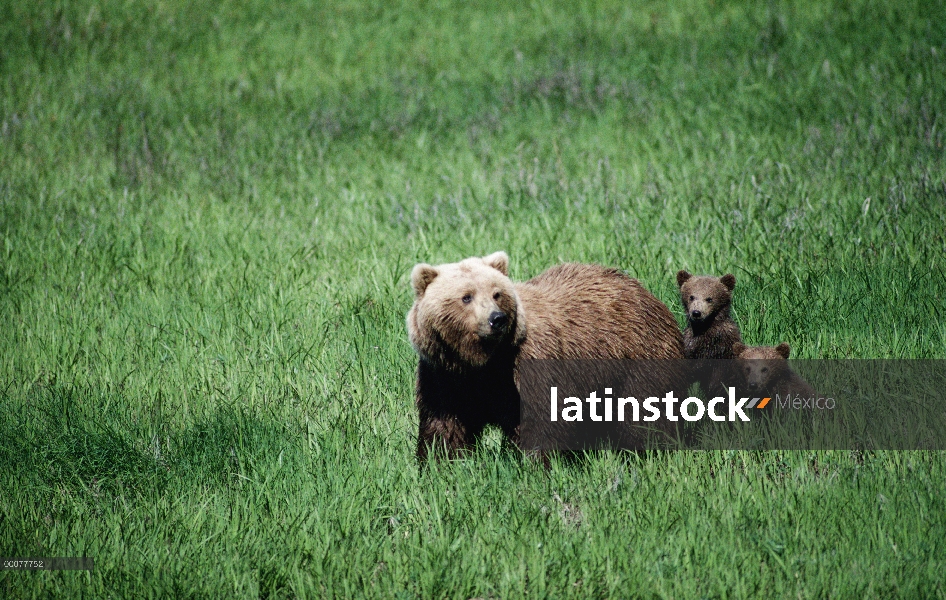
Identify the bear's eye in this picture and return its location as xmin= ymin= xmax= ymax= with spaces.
xmin=689 ymin=295 xmax=695 ymax=301
xmin=461 ymin=294 xmax=473 ymax=304
xmin=761 ymin=367 xmax=768 ymax=373
xmin=705 ymin=297 xmax=713 ymax=302
xmin=493 ymin=291 xmax=502 ymax=301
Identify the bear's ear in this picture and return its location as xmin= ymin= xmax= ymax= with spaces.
xmin=720 ymin=273 xmax=736 ymax=290
xmin=775 ymin=342 xmax=791 ymax=359
xmin=482 ymin=251 xmax=509 ymax=275
xmin=411 ymin=263 xmax=439 ymax=297
xmin=676 ymin=270 xmax=692 ymax=288
xmin=732 ymin=342 xmax=746 ymax=357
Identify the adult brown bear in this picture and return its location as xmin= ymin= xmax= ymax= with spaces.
xmin=407 ymin=252 xmax=684 ymax=461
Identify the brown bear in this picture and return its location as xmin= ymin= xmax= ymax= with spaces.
xmin=407 ymin=252 xmax=684 ymax=462
xmin=676 ymin=271 xmax=743 ymax=360
xmin=731 ymin=342 xmax=817 ymax=398
xmin=676 ymin=271 xmax=743 ymax=398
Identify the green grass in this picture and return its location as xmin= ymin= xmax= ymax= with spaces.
xmin=2 ymin=0 xmax=945 ymax=597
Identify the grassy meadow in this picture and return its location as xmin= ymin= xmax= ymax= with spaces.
xmin=1 ymin=0 xmax=945 ymax=597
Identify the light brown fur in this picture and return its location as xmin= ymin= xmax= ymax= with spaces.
xmin=407 ymin=252 xmax=684 ymax=461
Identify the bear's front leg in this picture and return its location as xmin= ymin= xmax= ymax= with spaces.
xmin=414 ymin=360 xmax=484 ymax=463
xmin=416 ymin=411 xmax=476 ymax=463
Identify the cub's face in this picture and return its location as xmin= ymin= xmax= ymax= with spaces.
xmin=733 ymin=342 xmax=791 ymax=392
xmin=676 ymin=271 xmax=736 ymax=324
xmin=407 ymin=251 xmax=525 ymax=369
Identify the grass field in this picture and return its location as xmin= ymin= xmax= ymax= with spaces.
xmin=2 ymin=0 xmax=945 ymax=597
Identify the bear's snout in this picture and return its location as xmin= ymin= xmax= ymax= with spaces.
xmin=689 ymin=309 xmax=704 ymax=321
xmin=488 ymin=310 xmax=509 ymax=333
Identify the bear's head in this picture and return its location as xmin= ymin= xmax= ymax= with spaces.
xmin=732 ymin=342 xmax=791 ymax=392
xmin=676 ymin=271 xmax=736 ymax=325
xmin=407 ymin=251 xmax=526 ymax=371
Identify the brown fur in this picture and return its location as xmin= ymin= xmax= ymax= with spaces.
xmin=676 ymin=271 xmax=743 ymax=360
xmin=407 ymin=252 xmax=684 ymax=461
xmin=732 ymin=342 xmax=817 ymax=398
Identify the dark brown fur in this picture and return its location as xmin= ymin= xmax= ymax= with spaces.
xmin=732 ymin=342 xmax=817 ymax=398
xmin=676 ymin=271 xmax=743 ymax=360
xmin=408 ymin=253 xmax=684 ymax=462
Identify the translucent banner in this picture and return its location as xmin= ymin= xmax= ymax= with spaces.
xmin=519 ymin=360 xmax=946 ymax=451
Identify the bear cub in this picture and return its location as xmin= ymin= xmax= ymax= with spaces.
xmin=407 ymin=252 xmax=684 ymax=462
xmin=676 ymin=271 xmax=743 ymax=360
xmin=731 ymin=342 xmax=817 ymax=399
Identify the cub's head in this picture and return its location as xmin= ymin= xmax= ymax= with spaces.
xmin=676 ymin=271 xmax=736 ymax=324
xmin=407 ymin=251 xmax=526 ymax=370
xmin=732 ymin=342 xmax=791 ymax=392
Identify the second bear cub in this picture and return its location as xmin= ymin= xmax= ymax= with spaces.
xmin=676 ymin=270 xmax=743 ymax=360
xmin=732 ymin=342 xmax=818 ymax=398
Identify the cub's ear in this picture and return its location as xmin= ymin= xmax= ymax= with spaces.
xmin=775 ymin=342 xmax=791 ymax=359
xmin=720 ymin=273 xmax=736 ymax=290
xmin=411 ymin=263 xmax=438 ymax=297
xmin=732 ymin=342 xmax=746 ymax=357
xmin=482 ymin=251 xmax=509 ymax=275
xmin=676 ymin=270 xmax=692 ymax=288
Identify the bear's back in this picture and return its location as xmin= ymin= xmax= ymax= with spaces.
xmin=514 ymin=263 xmax=683 ymax=360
